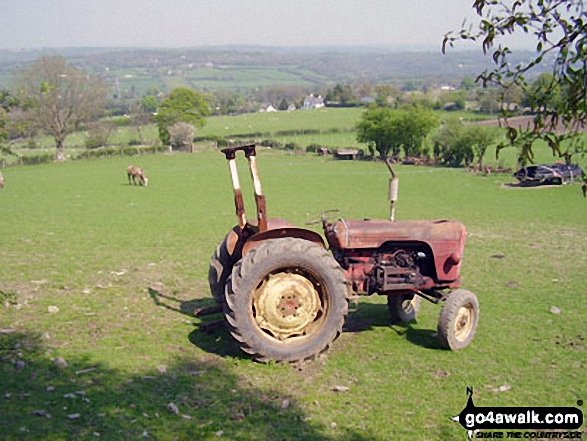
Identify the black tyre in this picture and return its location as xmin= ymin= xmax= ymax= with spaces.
xmin=437 ymin=289 xmax=479 ymax=350
xmin=224 ymin=237 xmax=348 ymax=363
xmin=208 ymin=228 xmax=239 ymax=305
xmin=388 ymin=293 xmax=421 ymax=323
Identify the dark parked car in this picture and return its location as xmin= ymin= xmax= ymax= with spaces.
xmin=513 ymin=163 xmax=584 ymax=185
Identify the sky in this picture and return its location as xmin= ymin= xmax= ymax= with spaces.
xmin=0 ymin=0 xmax=533 ymax=50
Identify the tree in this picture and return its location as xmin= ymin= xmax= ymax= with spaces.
xmin=477 ymin=88 xmax=501 ymax=115
xmin=434 ymin=122 xmax=500 ymax=167
xmin=356 ymin=105 xmax=438 ymax=158
xmin=466 ymin=125 xmax=500 ymax=168
xmin=153 ymin=88 xmax=209 ymax=146
xmin=443 ymin=0 xmax=587 ymax=162
xmin=84 ymin=120 xmax=115 ymax=149
xmin=433 ymin=121 xmax=475 ymax=167
xmin=168 ymin=122 xmax=195 ymax=152
xmin=16 ymin=56 xmax=107 ymax=161
xmin=278 ymin=98 xmax=289 ymax=111
xmin=374 ymin=84 xmax=401 ymax=108
xmin=0 ymin=90 xmax=18 ymax=143
xmin=356 ymin=106 xmax=398 ymax=158
xmin=460 ymin=77 xmax=476 ymax=92
xmin=395 ymin=107 xmax=439 ymax=157
xmin=325 ymin=83 xmax=355 ymax=106
xmin=129 ymin=96 xmax=157 ymax=144
xmin=141 ymin=95 xmax=158 ymax=114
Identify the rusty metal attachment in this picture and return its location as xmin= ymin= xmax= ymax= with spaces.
xmin=193 ymin=305 xmax=223 ymax=317
xmin=221 ymin=145 xmax=268 ymax=233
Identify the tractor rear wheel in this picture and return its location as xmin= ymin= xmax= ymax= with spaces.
xmin=224 ymin=237 xmax=348 ymax=363
xmin=388 ymin=293 xmax=421 ymax=323
xmin=208 ymin=228 xmax=239 ymax=305
xmin=437 ymin=289 xmax=479 ymax=350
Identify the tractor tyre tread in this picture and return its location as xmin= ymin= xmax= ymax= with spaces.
xmin=223 ymin=237 xmax=348 ymax=363
xmin=208 ymin=231 xmax=238 ymax=305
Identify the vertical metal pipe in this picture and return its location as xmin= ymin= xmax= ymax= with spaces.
xmin=246 ymin=152 xmax=268 ymax=232
xmin=389 ymin=177 xmax=399 ymax=222
xmin=248 ymin=156 xmax=263 ymax=196
xmin=227 ymin=158 xmax=247 ymax=229
xmin=386 ymin=159 xmax=398 ymax=222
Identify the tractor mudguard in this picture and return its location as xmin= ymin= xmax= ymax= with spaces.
xmin=242 ymin=227 xmax=325 ymax=256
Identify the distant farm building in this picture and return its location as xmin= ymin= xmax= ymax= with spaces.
xmin=334 ymin=148 xmax=363 ymax=160
xmin=303 ymin=94 xmax=325 ymax=109
xmin=259 ymin=104 xmax=277 ymax=113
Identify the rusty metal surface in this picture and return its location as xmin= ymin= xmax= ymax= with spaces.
xmin=193 ymin=305 xmax=223 ymax=317
xmin=233 ymin=189 xmax=247 ymax=229
xmin=242 ymin=226 xmax=324 ymax=256
xmin=328 ymin=219 xmax=466 ymax=283
xmin=221 ymin=144 xmax=257 ymax=159
xmin=331 ymin=219 xmax=465 ymax=248
xmin=221 ymin=144 xmax=269 ymax=233
xmin=225 ymin=218 xmax=297 ymax=260
xmin=254 ymin=194 xmax=268 ymax=232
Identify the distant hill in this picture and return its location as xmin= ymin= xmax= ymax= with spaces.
xmin=0 ymin=46 xmax=546 ymax=93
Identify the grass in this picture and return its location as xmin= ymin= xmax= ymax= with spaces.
xmin=1 ymin=150 xmax=585 ymax=440
xmin=198 ymin=108 xmax=365 ymax=137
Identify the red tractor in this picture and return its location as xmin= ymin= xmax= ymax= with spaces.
xmin=208 ymin=145 xmax=479 ymax=363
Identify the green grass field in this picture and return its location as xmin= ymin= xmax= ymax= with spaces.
xmin=1 ymin=150 xmax=585 ymax=440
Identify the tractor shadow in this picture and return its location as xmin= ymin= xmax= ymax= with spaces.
xmin=344 ymin=301 xmax=443 ymax=351
xmin=147 ymin=286 xmax=209 ymax=317
xmin=147 ymin=287 xmax=247 ymax=359
xmin=148 ymin=287 xmax=442 ymax=360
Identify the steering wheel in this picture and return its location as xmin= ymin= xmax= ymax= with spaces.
xmin=305 ymin=209 xmax=340 ymax=225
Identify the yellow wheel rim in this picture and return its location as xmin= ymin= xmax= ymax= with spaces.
xmin=454 ymin=304 xmax=475 ymax=341
xmin=252 ymin=272 xmax=324 ymax=341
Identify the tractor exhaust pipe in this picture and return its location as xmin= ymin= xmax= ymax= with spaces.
xmin=386 ymin=158 xmax=398 ymax=222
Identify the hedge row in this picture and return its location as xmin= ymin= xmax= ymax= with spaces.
xmin=76 ymin=145 xmax=167 ymax=160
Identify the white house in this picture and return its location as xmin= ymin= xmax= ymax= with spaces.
xmin=303 ymin=94 xmax=325 ymax=109
xmin=259 ymin=104 xmax=277 ymax=113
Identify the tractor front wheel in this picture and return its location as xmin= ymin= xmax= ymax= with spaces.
xmin=437 ymin=289 xmax=479 ymax=350
xmin=224 ymin=238 xmax=348 ymax=363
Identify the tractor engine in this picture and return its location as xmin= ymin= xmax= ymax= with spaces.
xmin=324 ymin=218 xmax=466 ymax=296
xmin=367 ymin=246 xmax=433 ymax=294
xmin=333 ymin=244 xmax=435 ymax=296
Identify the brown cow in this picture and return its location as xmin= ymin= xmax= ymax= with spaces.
xmin=126 ymin=165 xmax=148 ymax=186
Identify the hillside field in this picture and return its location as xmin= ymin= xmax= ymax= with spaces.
xmin=0 ymin=150 xmax=586 ymax=440
xmin=7 ymin=107 xmax=586 ymax=174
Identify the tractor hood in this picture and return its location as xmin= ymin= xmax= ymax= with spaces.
xmin=329 ymin=219 xmax=466 ymax=249
xmin=326 ymin=218 xmax=467 ymax=283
